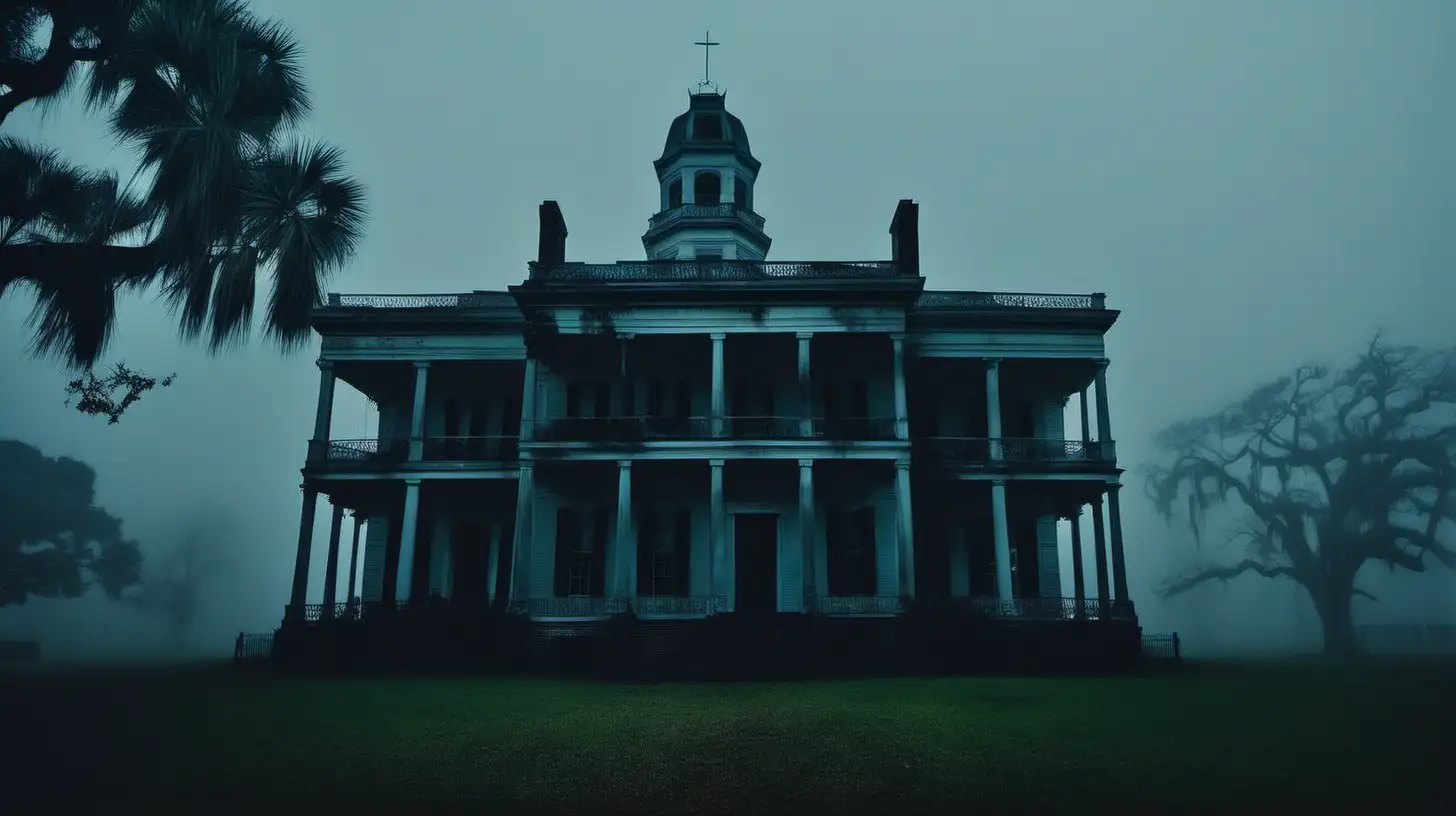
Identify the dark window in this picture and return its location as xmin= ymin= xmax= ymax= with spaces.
xmin=468 ymin=399 xmax=489 ymax=436
xmin=589 ymin=508 xmax=610 ymax=597
xmin=849 ymin=379 xmax=870 ymax=418
xmin=668 ymin=179 xmax=683 ymax=208
xmin=647 ymin=379 xmax=665 ymax=418
xmin=693 ymin=112 xmax=723 ymax=140
xmin=734 ymin=177 xmax=748 ymax=208
xmin=443 ymin=398 xmax=463 ymax=436
xmin=593 ymin=381 xmax=611 ymax=419
xmin=827 ymin=506 xmax=877 ymax=596
xmin=693 ymin=171 xmax=721 ymax=206
xmin=696 ymin=248 xmax=722 ymax=261
xmin=673 ymin=507 xmax=692 ymax=597
xmin=565 ymin=382 xmax=583 ymax=418
xmin=675 ymin=378 xmax=693 ymax=418
xmin=555 ymin=509 xmax=583 ymax=597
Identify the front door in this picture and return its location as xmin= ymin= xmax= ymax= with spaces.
xmin=733 ymin=513 xmax=779 ymax=614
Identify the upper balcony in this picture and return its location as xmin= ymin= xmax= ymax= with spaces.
xmin=527 ymin=416 xmax=900 ymax=444
xmin=306 ymin=435 xmax=520 ymax=474
xmin=525 ymin=259 xmax=909 ymax=284
xmin=917 ymin=437 xmax=1116 ymax=473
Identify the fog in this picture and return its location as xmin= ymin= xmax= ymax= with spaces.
xmin=3 ymin=0 xmax=1454 ymax=661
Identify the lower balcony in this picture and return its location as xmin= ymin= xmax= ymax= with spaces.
xmin=814 ymin=595 xmax=904 ymax=616
xmin=529 ymin=416 xmax=901 ymax=443
xmin=508 ymin=596 xmax=726 ymax=619
xmin=953 ymin=596 xmax=1134 ymax=621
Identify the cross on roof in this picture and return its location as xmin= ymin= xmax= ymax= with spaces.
xmin=694 ymin=31 xmax=720 ymax=88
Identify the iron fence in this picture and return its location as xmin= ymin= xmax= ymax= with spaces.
xmin=1141 ymin=633 xmax=1182 ymax=662
xmin=233 ymin=632 xmax=275 ymax=662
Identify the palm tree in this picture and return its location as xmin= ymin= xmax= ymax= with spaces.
xmin=0 ymin=0 xmax=366 ymax=369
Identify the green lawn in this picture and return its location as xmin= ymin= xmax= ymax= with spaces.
xmin=3 ymin=660 xmax=1452 ymax=812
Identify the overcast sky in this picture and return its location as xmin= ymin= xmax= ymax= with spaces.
xmin=3 ymin=0 xmax=1454 ymax=656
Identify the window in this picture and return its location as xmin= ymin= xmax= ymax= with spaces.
xmin=646 ymin=379 xmax=665 ymax=418
xmin=668 ymin=179 xmax=683 ymax=208
xmin=555 ymin=508 xmax=609 ymax=598
xmin=565 ymin=382 xmax=583 ymax=418
xmin=693 ymin=171 xmax=721 ymax=205
xmin=696 ymin=248 xmax=723 ymax=261
xmin=827 ymin=506 xmax=877 ymax=596
xmin=638 ymin=507 xmax=692 ymax=596
xmin=734 ymin=178 xmax=748 ymax=208
xmin=592 ymin=381 xmax=611 ymax=419
xmin=693 ymin=112 xmax=723 ymax=140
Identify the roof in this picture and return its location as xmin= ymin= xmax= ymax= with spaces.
xmin=655 ymin=91 xmax=760 ymax=174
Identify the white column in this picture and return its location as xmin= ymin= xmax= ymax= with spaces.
xmin=486 ymin=521 xmax=501 ymax=604
xmin=345 ymin=512 xmax=362 ymax=606
xmin=288 ymin=483 xmax=319 ymax=620
xmin=710 ymin=459 xmax=725 ymax=607
xmin=395 ymin=478 xmax=422 ymax=603
xmin=710 ymin=333 xmax=726 ymax=438
xmin=312 ymin=360 xmax=336 ymax=442
xmin=799 ymin=458 xmax=816 ymax=612
xmin=1069 ymin=506 xmax=1087 ymax=617
xmin=985 ymin=358 xmax=1003 ymax=460
xmin=1108 ymin=484 xmax=1130 ymax=607
xmin=321 ymin=502 xmax=344 ymax=616
xmin=408 ymin=362 xmax=429 ymax=460
xmin=797 ymin=332 xmax=813 ymax=438
xmin=1094 ymin=359 xmax=1115 ymax=460
xmin=520 ymin=358 xmax=539 ymax=441
xmin=991 ymin=479 xmax=1013 ymax=602
xmin=895 ymin=459 xmax=915 ymax=600
xmin=891 ymin=334 xmax=908 ymax=440
xmin=509 ymin=464 xmax=534 ymax=604
xmin=615 ymin=460 xmax=634 ymax=599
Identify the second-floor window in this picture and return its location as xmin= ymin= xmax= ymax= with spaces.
xmin=565 ymin=381 xmax=613 ymax=419
xmin=823 ymin=379 xmax=870 ymax=420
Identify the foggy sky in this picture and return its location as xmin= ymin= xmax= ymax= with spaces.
xmin=3 ymin=0 xmax=1454 ymax=658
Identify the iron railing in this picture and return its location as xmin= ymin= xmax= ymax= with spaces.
xmin=310 ymin=438 xmax=410 ymax=464
xmin=925 ymin=437 xmax=1114 ymax=466
xmin=233 ymin=632 xmax=275 ymax=662
xmin=816 ymin=596 xmax=904 ymax=615
xmin=647 ymin=202 xmax=767 ymax=232
xmin=505 ymin=597 xmax=726 ymax=618
xmin=1141 ymin=633 xmax=1182 ymax=661
xmin=727 ymin=415 xmax=803 ymax=438
xmin=954 ymin=596 xmax=1130 ymax=621
xmin=325 ymin=292 xmax=518 ymax=309
xmin=812 ymin=416 xmax=899 ymax=441
xmin=421 ymin=435 xmax=520 ymax=461
xmin=914 ymin=291 xmax=1106 ymax=310
xmin=529 ymin=260 xmax=904 ymax=283
xmin=631 ymin=596 xmax=727 ymax=616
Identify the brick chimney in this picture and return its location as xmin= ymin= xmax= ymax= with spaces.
xmin=537 ymin=201 xmax=568 ymax=265
xmin=889 ymin=199 xmax=919 ymax=277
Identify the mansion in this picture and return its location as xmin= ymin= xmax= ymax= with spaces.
xmin=281 ymin=88 xmax=1136 ymax=667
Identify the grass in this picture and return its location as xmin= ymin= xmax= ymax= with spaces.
xmin=3 ymin=659 xmax=1453 ymax=812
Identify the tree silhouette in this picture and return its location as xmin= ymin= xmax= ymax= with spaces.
xmin=0 ymin=439 xmax=143 ymax=606
xmin=1146 ymin=335 xmax=1456 ymax=655
xmin=1 ymin=0 xmax=367 ymax=421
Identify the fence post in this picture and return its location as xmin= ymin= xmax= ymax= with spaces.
xmin=1173 ymin=632 xmax=1181 ymax=660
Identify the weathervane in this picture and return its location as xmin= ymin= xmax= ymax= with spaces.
xmin=693 ymin=30 xmax=721 ymax=93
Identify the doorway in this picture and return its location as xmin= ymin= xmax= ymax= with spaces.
xmin=733 ymin=513 xmax=779 ymax=614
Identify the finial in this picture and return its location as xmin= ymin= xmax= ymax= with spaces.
xmin=693 ymin=30 xmax=721 ymax=94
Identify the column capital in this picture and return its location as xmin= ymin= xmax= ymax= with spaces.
xmin=316 ymin=359 xmax=334 ymax=371
xmin=985 ymin=357 xmax=1002 ymax=368
xmin=618 ymin=332 xmax=635 ymax=341
xmin=1107 ymin=482 xmax=1122 ymax=493
xmin=1096 ymin=358 xmax=1110 ymax=370
xmin=798 ymin=458 xmax=814 ymax=469
xmin=413 ymin=361 xmax=431 ymax=370
xmin=796 ymin=331 xmax=813 ymax=340
xmin=709 ymin=332 xmax=726 ymax=341
xmin=404 ymin=478 xmax=422 ymax=486
xmin=895 ymin=459 xmax=910 ymax=471
xmin=519 ymin=461 xmax=534 ymax=473
xmin=889 ymin=332 xmax=906 ymax=343
xmin=618 ymin=459 xmax=632 ymax=470
xmin=990 ymin=478 xmax=1007 ymax=487
xmin=709 ymin=458 xmax=725 ymax=468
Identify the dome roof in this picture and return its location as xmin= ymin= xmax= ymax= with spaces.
xmin=655 ymin=92 xmax=760 ymax=174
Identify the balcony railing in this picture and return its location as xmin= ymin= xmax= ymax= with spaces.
xmin=925 ymin=437 xmax=1113 ymax=466
xmin=727 ymin=415 xmax=802 ymax=439
xmin=816 ymin=595 xmax=904 ymax=615
xmin=505 ymin=597 xmax=726 ymax=618
xmin=528 ymin=260 xmax=904 ymax=283
xmin=956 ymin=596 xmax=1134 ymax=621
xmin=324 ymin=292 xmax=518 ymax=309
xmin=309 ymin=438 xmax=410 ymax=464
xmin=529 ymin=416 xmax=901 ymax=443
xmin=914 ymin=291 xmax=1106 ymax=310
xmin=812 ymin=416 xmax=900 ymax=441
xmin=421 ymin=435 xmax=520 ymax=461
xmin=647 ymin=202 xmax=767 ymax=232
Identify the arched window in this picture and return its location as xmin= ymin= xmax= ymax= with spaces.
xmin=734 ymin=178 xmax=748 ymax=209
xmin=667 ymin=179 xmax=682 ymax=209
xmin=693 ymin=171 xmax=721 ymax=206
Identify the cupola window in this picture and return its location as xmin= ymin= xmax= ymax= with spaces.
xmin=693 ymin=112 xmax=723 ymax=140
xmin=693 ymin=171 xmax=721 ymax=206
xmin=668 ymin=179 xmax=682 ymax=208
